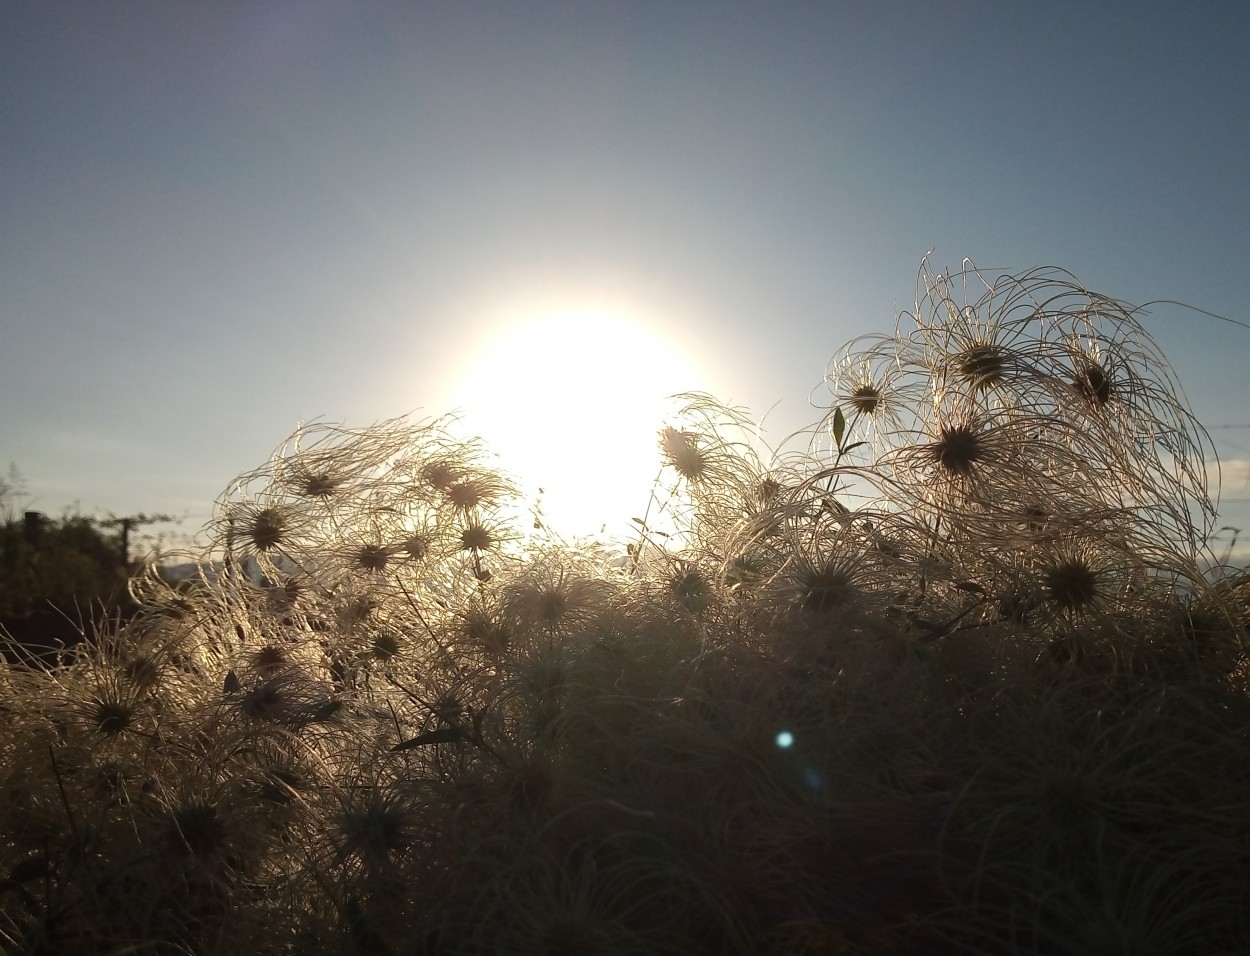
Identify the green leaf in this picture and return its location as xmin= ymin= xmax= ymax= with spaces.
xmin=391 ymin=726 xmax=463 ymax=751
xmin=831 ymin=407 xmax=846 ymax=447
xmin=310 ymin=699 xmax=342 ymax=722
xmin=840 ymin=441 xmax=867 ymax=455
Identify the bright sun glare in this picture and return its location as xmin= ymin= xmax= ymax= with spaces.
xmin=445 ymin=308 xmax=706 ymax=539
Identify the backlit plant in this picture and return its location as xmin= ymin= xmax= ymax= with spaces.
xmin=1 ymin=259 xmax=1246 ymax=955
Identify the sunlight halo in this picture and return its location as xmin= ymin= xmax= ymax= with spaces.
xmin=442 ymin=307 xmax=708 ymax=540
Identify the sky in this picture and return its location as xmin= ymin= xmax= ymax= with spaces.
xmin=3 ymin=1 xmax=1249 ymax=558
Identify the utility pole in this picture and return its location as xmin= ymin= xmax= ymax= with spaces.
xmin=101 ymin=512 xmax=176 ymax=568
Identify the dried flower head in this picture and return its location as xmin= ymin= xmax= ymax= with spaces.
xmin=1073 ymin=358 xmax=1113 ymax=407
xmin=795 ymin=561 xmax=858 ymax=616
xmin=332 ymin=787 xmax=416 ymax=868
xmin=89 ymin=695 xmax=138 ymax=736
xmin=999 ymin=536 xmax=1145 ymax=636
xmin=233 ymin=671 xmax=335 ymax=725
xmin=355 ymin=544 xmax=391 ymax=573
xmin=954 ymin=343 xmax=1009 ymax=391
xmin=244 ymin=506 xmax=287 ymax=552
xmin=443 ymin=471 xmax=513 ymax=513
xmin=670 ymin=564 xmax=713 ymax=613
xmin=265 ymin=575 xmax=308 ymax=614
xmin=660 ymin=427 xmax=707 ymax=482
xmin=725 ymin=550 xmax=770 ymax=589
xmin=754 ymin=475 xmax=784 ymax=504
xmin=403 ymin=532 xmax=432 ymax=560
xmin=504 ymin=565 xmax=611 ymax=634
xmin=823 ymin=340 xmax=918 ymax=445
xmin=458 ymin=600 xmax=513 ymax=656
xmin=418 ymin=458 xmax=461 ymax=493
xmin=848 ymin=382 xmax=884 ymax=415
xmin=371 ymin=631 xmax=402 ymax=662
xmin=279 ymin=457 xmax=345 ymax=499
xmin=248 ymin=644 xmax=292 ymax=678
xmin=929 ymin=420 xmax=988 ymax=477
xmin=122 ymin=653 xmax=162 ymax=692
xmin=1042 ymin=557 xmax=1100 ymax=611
xmin=459 ymin=520 xmax=497 ymax=554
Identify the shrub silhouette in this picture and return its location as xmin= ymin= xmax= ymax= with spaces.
xmin=0 ymin=511 xmax=136 ymax=661
xmin=1 ymin=261 xmax=1247 ymax=954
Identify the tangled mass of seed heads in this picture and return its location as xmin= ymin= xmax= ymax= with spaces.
xmin=2 ymin=262 xmax=1248 ymax=954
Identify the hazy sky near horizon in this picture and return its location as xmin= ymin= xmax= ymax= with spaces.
xmin=3 ymin=2 xmax=1250 ymax=552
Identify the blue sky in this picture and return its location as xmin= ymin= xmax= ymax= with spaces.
xmin=3 ymin=2 xmax=1249 ymax=555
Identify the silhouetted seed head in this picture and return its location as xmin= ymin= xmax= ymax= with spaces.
xmin=460 ymin=522 xmax=494 ymax=553
xmin=372 ymin=632 xmax=401 ymax=661
xmin=930 ymin=422 xmax=986 ymax=476
xmin=432 ymin=692 xmax=465 ymax=724
xmin=446 ymin=478 xmax=497 ymax=511
xmin=123 ymin=655 xmax=160 ymax=691
xmin=534 ymin=589 xmax=567 ymax=624
xmin=848 ymin=383 xmax=882 ymax=415
xmin=671 ymin=567 xmax=711 ymax=612
xmin=338 ymin=796 xmax=413 ymax=864
xmin=956 ymin=344 xmax=1007 ymax=390
xmin=169 ymin=801 xmax=227 ymax=858
xmin=799 ymin=566 xmax=856 ymax=615
xmin=660 ymin=427 xmax=707 ymax=481
xmin=403 ymin=534 xmax=430 ymax=560
xmin=248 ymin=508 xmax=286 ymax=552
xmin=299 ymin=473 xmax=339 ymax=497
xmin=466 ymin=609 xmax=510 ymax=655
xmin=356 ymin=545 xmax=389 ymax=572
xmin=251 ymin=645 xmax=290 ymax=678
xmin=755 ymin=477 xmax=783 ymax=504
xmin=1043 ymin=559 xmax=1099 ymax=610
xmin=726 ymin=552 xmax=768 ymax=587
xmin=527 ymin=660 xmax=567 ymax=699
xmin=91 ymin=697 xmax=135 ymax=735
xmin=240 ymin=679 xmax=288 ymax=721
xmin=419 ymin=460 xmax=459 ymax=492
xmin=1074 ymin=362 xmax=1112 ymax=407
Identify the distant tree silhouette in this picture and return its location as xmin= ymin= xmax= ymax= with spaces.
xmin=0 ymin=507 xmax=139 ymax=661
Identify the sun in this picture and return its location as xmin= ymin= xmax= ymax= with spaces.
xmin=441 ymin=307 xmax=707 ymax=539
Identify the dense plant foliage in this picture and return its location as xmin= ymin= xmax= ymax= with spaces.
xmin=2 ymin=263 xmax=1247 ymax=954
xmin=0 ymin=510 xmax=135 ymax=660
xmin=0 ymin=513 xmax=128 ymax=617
